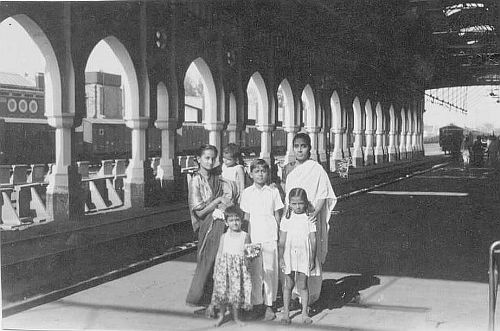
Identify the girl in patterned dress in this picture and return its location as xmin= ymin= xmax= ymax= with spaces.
xmin=211 ymin=205 xmax=252 ymax=327
xmin=278 ymin=188 xmax=318 ymax=324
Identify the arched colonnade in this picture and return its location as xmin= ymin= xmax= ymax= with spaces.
xmin=0 ymin=4 xmax=425 ymax=222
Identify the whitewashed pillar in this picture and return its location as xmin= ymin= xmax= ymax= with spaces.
xmin=388 ymin=106 xmax=397 ymax=162
xmin=330 ymin=128 xmax=344 ymax=171
xmin=305 ymin=126 xmax=320 ymax=161
xmin=258 ymin=124 xmax=273 ymax=163
xmin=412 ymin=108 xmax=418 ymax=156
xmin=205 ymin=122 xmax=224 ymax=152
xmin=46 ymin=4 xmax=80 ymax=221
xmin=343 ymin=130 xmax=350 ymax=158
xmin=406 ymin=108 xmax=413 ymax=159
xmin=155 ymin=119 xmax=176 ymax=181
xmin=125 ymin=118 xmax=149 ymax=207
xmin=352 ymin=129 xmax=364 ymax=167
xmin=318 ymin=128 xmax=327 ymax=165
xmin=399 ymin=108 xmax=407 ymax=160
xmin=284 ymin=125 xmax=299 ymax=163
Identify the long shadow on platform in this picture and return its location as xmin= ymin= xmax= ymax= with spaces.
xmin=310 ymin=275 xmax=380 ymax=316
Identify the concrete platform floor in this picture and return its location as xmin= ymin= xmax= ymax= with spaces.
xmin=2 ymin=253 xmax=493 ymax=331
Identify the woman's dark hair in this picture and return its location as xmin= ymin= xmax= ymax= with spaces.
xmin=197 ymin=144 xmax=218 ymax=158
xmin=293 ymin=132 xmax=311 ymax=159
xmin=222 ymin=143 xmax=244 ymax=165
xmin=286 ymin=187 xmax=311 ymax=219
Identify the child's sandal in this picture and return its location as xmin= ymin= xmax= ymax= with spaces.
xmin=302 ymin=316 xmax=313 ymax=324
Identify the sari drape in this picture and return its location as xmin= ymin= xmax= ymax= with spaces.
xmin=284 ymin=159 xmax=337 ymax=304
xmin=186 ymin=172 xmax=235 ymax=306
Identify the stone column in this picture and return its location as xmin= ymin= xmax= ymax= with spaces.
xmin=284 ymin=125 xmax=299 ymax=163
xmin=364 ymin=129 xmax=374 ymax=165
xmin=399 ymin=113 xmax=407 ymax=160
xmin=227 ymin=122 xmax=238 ymax=144
xmin=155 ymin=119 xmax=176 ymax=182
xmin=46 ymin=4 xmax=82 ymax=221
xmin=330 ymin=128 xmax=344 ymax=171
xmin=125 ymin=118 xmax=149 ymax=208
xmin=46 ymin=114 xmax=76 ymax=222
xmin=205 ymin=122 xmax=224 ymax=152
xmin=388 ymin=130 xmax=397 ymax=162
xmin=352 ymin=129 xmax=364 ymax=167
xmin=258 ymin=124 xmax=273 ymax=163
xmin=412 ymin=109 xmax=418 ymax=157
xmin=374 ymin=128 xmax=384 ymax=164
xmin=406 ymin=111 xmax=413 ymax=160
xmin=305 ymin=126 xmax=319 ymax=161
xmin=343 ymin=130 xmax=350 ymax=158
xmin=317 ymin=128 xmax=328 ymax=166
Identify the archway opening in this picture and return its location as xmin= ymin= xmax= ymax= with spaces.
xmin=0 ymin=16 xmax=56 ymax=165
xmin=83 ymin=38 xmax=137 ymax=162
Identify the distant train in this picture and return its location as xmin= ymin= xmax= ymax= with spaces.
xmin=439 ymin=125 xmax=463 ymax=155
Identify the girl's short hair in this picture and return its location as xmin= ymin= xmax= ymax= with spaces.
xmin=286 ymin=187 xmax=311 ymax=219
xmin=224 ymin=205 xmax=243 ymax=219
xmin=197 ymin=144 xmax=218 ymax=158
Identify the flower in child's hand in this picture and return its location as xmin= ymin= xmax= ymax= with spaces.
xmin=244 ymin=243 xmax=262 ymax=259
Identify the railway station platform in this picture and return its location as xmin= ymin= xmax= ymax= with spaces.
xmin=2 ymin=153 xmax=447 ymax=314
xmin=4 ymin=153 xmax=500 ymax=331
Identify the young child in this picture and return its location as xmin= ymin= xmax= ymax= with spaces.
xmin=221 ymin=143 xmax=246 ymax=199
xmin=240 ymin=159 xmax=284 ymax=320
xmin=211 ymin=205 xmax=252 ymax=327
xmin=278 ymin=188 xmax=319 ymax=325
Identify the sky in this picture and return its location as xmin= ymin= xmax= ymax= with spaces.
xmin=424 ymin=86 xmax=500 ymax=133
xmin=1 ymin=17 xmax=498 ymax=132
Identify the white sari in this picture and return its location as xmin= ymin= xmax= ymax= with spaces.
xmin=285 ymin=159 xmax=337 ymax=303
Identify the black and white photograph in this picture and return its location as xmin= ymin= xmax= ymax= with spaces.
xmin=0 ymin=1 xmax=499 ymax=330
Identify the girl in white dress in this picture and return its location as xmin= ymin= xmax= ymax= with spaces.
xmin=278 ymin=188 xmax=318 ymax=324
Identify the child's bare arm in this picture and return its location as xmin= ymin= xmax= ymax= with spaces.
xmin=274 ymin=210 xmax=282 ymax=227
xmin=244 ymin=232 xmax=251 ymax=244
xmin=278 ymin=231 xmax=287 ymax=260
xmin=309 ymin=232 xmax=317 ymax=271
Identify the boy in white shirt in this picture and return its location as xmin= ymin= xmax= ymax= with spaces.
xmin=240 ymin=159 xmax=284 ymax=320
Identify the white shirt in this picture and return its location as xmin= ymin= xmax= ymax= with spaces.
xmin=240 ymin=184 xmax=284 ymax=243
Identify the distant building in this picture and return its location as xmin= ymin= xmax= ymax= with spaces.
xmin=184 ymin=95 xmax=203 ymax=123
xmin=85 ymin=71 xmax=123 ymax=120
xmin=0 ymin=72 xmax=45 ymax=120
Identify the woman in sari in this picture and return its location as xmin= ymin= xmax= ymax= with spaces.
xmin=282 ymin=132 xmax=337 ymax=305
xmin=186 ymin=144 xmax=236 ymax=309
